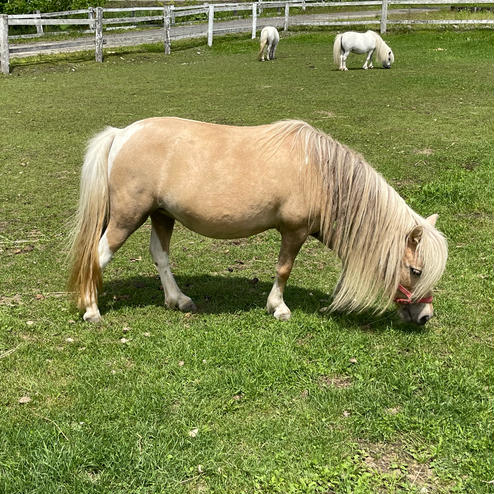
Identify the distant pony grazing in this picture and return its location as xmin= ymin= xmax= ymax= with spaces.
xmin=68 ymin=117 xmax=447 ymax=325
xmin=333 ymin=30 xmax=395 ymax=71
xmin=258 ymin=26 xmax=279 ymax=61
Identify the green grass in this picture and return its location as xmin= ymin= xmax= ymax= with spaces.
xmin=1 ymin=29 xmax=493 ymax=494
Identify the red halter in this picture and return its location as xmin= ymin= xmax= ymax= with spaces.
xmin=395 ymin=284 xmax=433 ymax=304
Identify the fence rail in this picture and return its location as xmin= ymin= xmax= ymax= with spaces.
xmin=1 ymin=0 xmax=493 ymax=73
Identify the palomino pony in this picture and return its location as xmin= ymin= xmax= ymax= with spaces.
xmin=68 ymin=117 xmax=447 ymax=325
xmin=333 ymin=30 xmax=395 ymax=71
xmin=258 ymin=26 xmax=279 ymax=61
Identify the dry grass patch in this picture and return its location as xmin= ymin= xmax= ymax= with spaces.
xmin=360 ymin=441 xmax=441 ymax=492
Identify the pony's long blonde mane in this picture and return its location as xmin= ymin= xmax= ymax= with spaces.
xmin=372 ymin=31 xmax=394 ymax=65
xmin=262 ymin=120 xmax=447 ymax=313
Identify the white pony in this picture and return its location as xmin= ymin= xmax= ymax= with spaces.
xmin=333 ymin=30 xmax=395 ymax=71
xmin=258 ymin=26 xmax=280 ymax=61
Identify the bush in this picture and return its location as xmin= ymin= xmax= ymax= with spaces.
xmin=2 ymin=0 xmax=104 ymax=15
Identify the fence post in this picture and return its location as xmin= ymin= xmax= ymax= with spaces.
xmin=380 ymin=0 xmax=388 ymax=34
xmin=284 ymin=3 xmax=289 ymax=31
xmin=0 ymin=15 xmax=9 ymax=75
xmin=35 ymin=10 xmax=43 ymax=35
xmin=207 ymin=4 xmax=214 ymax=47
xmin=251 ymin=2 xmax=257 ymax=39
xmin=88 ymin=7 xmax=95 ymax=32
xmin=95 ymin=6 xmax=103 ymax=63
xmin=164 ymin=6 xmax=171 ymax=54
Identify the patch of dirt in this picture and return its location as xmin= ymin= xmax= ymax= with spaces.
xmin=314 ymin=110 xmax=336 ymax=118
xmin=360 ymin=441 xmax=439 ymax=490
xmin=296 ymin=333 xmax=314 ymax=346
xmin=318 ymin=375 xmax=352 ymax=389
xmin=460 ymin=161 xmax=480 ymax=171
xmin=0 ymin=294 xmax=23 ymax=306
xmin=415 ymin=148 xmax=434 ymax=156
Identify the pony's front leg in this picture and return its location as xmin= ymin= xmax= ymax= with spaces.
xmin=266 ymin=229 xmax=307 ymax=321
xmin=363 ymin=49 xmax=374 ymax=69
xmin=83 ymin=232 xmax=114 ymax=322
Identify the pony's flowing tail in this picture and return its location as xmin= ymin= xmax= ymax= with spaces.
xmin=258 ymin=38 xmax=267 ymax=60
xmin=68 ymin=126 xmax=119 ymax=310
xmin=333 ymin=34 xmax=342 ymax=67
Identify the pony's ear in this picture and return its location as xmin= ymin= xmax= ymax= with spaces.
xmin=425 ymin=214 xmax=438 ymax=227
xmin=407 ymin=225 xmax=423 ymax=246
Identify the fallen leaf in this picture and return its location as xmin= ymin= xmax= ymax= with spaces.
xmin=188 ymin=428 xmax=199 ymax=437
xmin=19 ymin=396 xmax=32 ymax=404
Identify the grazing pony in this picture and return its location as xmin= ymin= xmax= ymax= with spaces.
xmin=333 ymin=30 xmax=395 ymax=71
xmin=258 ymin=26 xmax=279 ymax=61
xmin=68 ymin=117 xmax=447 ymax=325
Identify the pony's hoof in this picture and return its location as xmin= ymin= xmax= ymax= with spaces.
xmin=268 ymin=303 xmax=291 ymax=321
xmin=179 ymin=299 xmax=197 ymax=313
xmin=273 ymin=307 xmax=291 ymax=321
xmin=83 ymin=311 xmax=101 ymax=323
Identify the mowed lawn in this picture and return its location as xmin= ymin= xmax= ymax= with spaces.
xmin=0 ymin=29 xmax=493 ymax=493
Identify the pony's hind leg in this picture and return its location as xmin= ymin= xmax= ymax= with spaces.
xmin=266 ymin=42 xmax=273 ymax=61
xmin=270 ymin=42 xmax=277 ymax=60
xmin=340 ymin=51 xmax=349 ymax=71
xmin=150 ymin=212 xmax=197 ymax=313
xmin=83 ymin=212 xmax=147 ymax=322
xmin=82 ymin=232 xmax=114 ymax=322
xmin=266 ymin=229 xmax=307 ymax=321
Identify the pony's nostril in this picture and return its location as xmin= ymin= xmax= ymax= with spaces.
xmin=418 ymin=315 xmax=431 ymax=325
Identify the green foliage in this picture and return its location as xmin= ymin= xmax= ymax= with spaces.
xmin=2 ymin=0 xmax=104 ymax=15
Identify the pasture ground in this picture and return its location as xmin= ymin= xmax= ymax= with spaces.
xmin=0 ymin=29 xmax=493 ymax=493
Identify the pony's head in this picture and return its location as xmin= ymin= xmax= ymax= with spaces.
xmin=394 ymin=214 xmax=447 ymax=325
xmin=374 ymin=34 xmax=395 ymax=69
xmin=383 ymin=47 xmax=395 ymax=69
xmin=382 ymin=48 xmax=394 ymax=69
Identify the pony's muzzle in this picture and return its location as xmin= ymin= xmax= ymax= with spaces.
xmin=397 ymin=303 xmax=434 ymax=325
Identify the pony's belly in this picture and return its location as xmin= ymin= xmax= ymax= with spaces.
xmin=350 ymin=47 xmax=368 ymax=54
xmin=164 ymin=205 xmax=279 ymax=239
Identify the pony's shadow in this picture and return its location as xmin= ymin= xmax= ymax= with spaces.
xmin=101 ymin=274 xmax=423 ymax=333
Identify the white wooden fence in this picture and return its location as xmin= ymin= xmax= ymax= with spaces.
xmin=1 ymin=0 xmax=493 ymax=74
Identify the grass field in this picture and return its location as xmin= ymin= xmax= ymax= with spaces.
xmin=1 ymin=29 xmax=493 ymax=493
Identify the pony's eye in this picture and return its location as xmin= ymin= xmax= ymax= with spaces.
xmin=410 ymin=267 xmax=422 ymax=277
